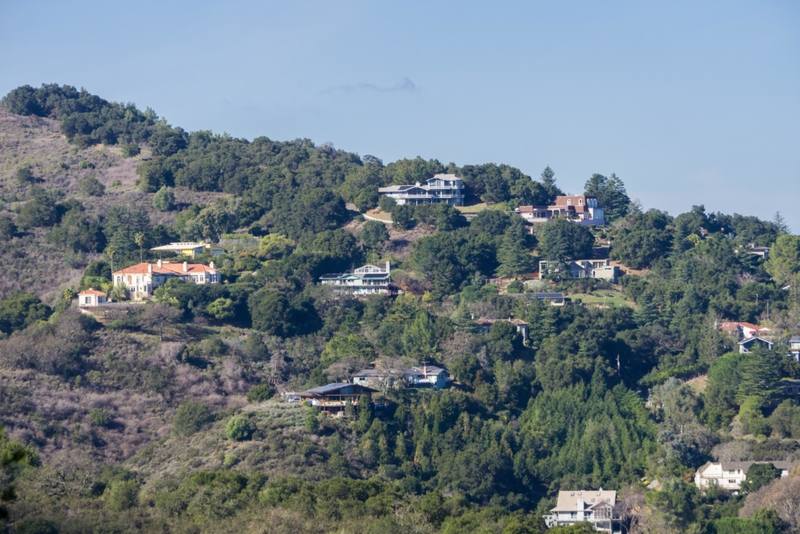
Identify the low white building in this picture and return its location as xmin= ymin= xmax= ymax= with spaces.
xmin=379 ymin=174 xmax=465 ymax=206
xmin=77 ymin=288 xmax=107 ymax=306
xmin=113 ymin=260 xmax=221 ymax=299
xmin=694 ymin=461 xmax=792 ymax=491
xmin=544 ymin=490 xmax=621 ymax=532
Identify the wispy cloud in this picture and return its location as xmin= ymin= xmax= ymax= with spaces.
xmin=323 ymin=77 xmax=418 ymax=94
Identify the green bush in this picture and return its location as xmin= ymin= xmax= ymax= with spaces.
xmin=106 ymin=480 xmax=140 ymax=511
xmin=89 ymin=408 xmax=109 ymax=427
xmin=246 ymin=384 xmax=275 ymax=403
xmin=172 ymin=402 xmax=211 ymax=437
xmin=15 ymin=518 xmax=59 ymax=534
xmin=80 ymin=176 xmax=105 ymax=197
xmin=122 ymin=143 xmax=141 ymax=158
xmin=153 ymin=185 xmax=176 ymax=211
xmin=226 ymin=416 xmax=252 ymax=441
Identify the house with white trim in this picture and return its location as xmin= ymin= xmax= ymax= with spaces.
xmin=514 ymin=195 xmax=605 ymax=226
xmin=78 ymin=289 xmax=107 ymax=306
xmin=379 ymin=174 xmax=465 ymax=206
xmin=319 ymin=261 xmax=393 ymax=295
xmin=695 ymin=461 xmax=791 ymax=491
xmin=113 ymin=260 xmax=221 ymax=299
xmin=543 ymin=490 xmax=621 ymax=532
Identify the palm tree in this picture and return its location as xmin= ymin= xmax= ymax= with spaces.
xmin=135 ymin=233 xmax=145 ymax=263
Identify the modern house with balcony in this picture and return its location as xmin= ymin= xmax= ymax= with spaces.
xmin=514 ymin=195 xmax=605 ymax=226
xmin=544 ymin=490 xmax=621 ymax=532
xmin=319 ymin=261 xmax=393 ymax=295
xmin=378 ymin=174 xmax=465 ymax=206
xmin=296 ymin=383 xmax=377 ymax=417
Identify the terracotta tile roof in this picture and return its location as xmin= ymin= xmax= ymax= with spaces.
xmin=113 ymin=262 xmax=219 ymax=276
xmin=78 ymin=289 xmax=106 ymax=296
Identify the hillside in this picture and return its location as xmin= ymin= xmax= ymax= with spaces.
xmin=1 ymin=84 xmax=800 ymax=534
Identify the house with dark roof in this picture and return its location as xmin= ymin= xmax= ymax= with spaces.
xmin=113 ymin=260 xmax=221 ymax=299
xmin=378 ymin=174 xmax=465 ymax=206
xmin=695 ymin=461 xmax=792 ymax=491
xmin=739 ymin=336 xmax=774 ymax=353
xmin=543 ymin=490 xmax=620 ymax=532
xmin=353 ymin=364 xmax=452 ymax=390
xmin=296 ymin=383 xmax=377 ymax=417
xmin=533 ymin=292 xmax=566 ymax=306
xmin=319 ymin=261 xmax=394 ymax=296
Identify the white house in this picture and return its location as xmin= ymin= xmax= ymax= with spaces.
xmin=543 ymin=490 xmax=621 ymax=533
xmin=790 ymin=336 xmax=800 ymax=360
xmin=739 ymin=336 xmax=774 ymax=354
xmin=319 ymin=261 xmax=393 ymax=295
xmin=77 ymin=288 xmax=107 ymax=306
xmin=379 ymin=174 xmax=465 ymax=206
xmin=695 ymin=461 xmax=792 ymax=491
xmin=539 ymin=259 xmax=619 ymax=283
xmin=113 ymin=260 xmax=221 ymax=299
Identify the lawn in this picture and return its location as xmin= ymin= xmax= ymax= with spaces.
xmin=572 ymin=291 xmax=635 ymax=308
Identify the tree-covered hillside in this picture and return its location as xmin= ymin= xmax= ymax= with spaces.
xmin=1 ymin=84 xmax=799 ymax=534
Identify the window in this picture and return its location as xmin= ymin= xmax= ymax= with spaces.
xmin=579 ymin=199 xmax=584 ymax=206
xmin=729 ymin=480 xmax=736 ymax=484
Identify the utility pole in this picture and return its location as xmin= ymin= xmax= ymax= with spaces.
xmin=617 ymin=354 xmax=621 ymax=378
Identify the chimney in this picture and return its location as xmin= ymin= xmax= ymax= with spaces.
xmin=183 ymin=261 xmax=188 ymax=272
xmin=423 ymin=363 xmax=427 ymax=374
xmin=157 ymin=259 xmax=163 ymax=268
xmin=148 ymin=264 xmax=153 ymax=273
xmin=577 ymin=497 xmax=584 ymax=521
xmin=210 ymin=261 xmax=215 ymax=269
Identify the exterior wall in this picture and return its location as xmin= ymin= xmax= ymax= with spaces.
xmin=114 ymin=264 xmax=221 ymax=299
xmin=79 ymin=293 xmax=107 ymax=306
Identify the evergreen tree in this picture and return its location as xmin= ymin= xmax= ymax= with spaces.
xmin=773 ymin=211 xmax=790 ymax=235
xmin=738 ymin=347 xmax=781 ymax=402
xmin=452 ymin=303 xmax=479 ymax=333
xmin=153 ymin=186 xmax=176 ymax=211
xmin=402 ymin=312 xmax=438 ymax=358
xmin=495 ymin=219 xmax=532 ymax=278
xmin=356 ymin=394 xmax=374 ymax=433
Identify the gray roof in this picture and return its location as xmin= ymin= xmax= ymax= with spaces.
xmin=299 ymin=383 xmax=377 ymax=396
xmin=405 ymin=365 xmax=446 ymax=377
xmin=535 ymin=292 xmax=565 ymax=298
xmin=552 ymin=490 xmax=617 ymax=512
xmin=739 ymin=337 xmax=772 ymax=345
xmin=791 ymin=335 xmax=800 ymax=342
xmin=719 ymin=461 xmax=792 ymax=473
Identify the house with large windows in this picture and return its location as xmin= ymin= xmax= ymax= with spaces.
xmin=695 ymin=461 xmax=792 ymax=491
xmin=378 ymin=174 xmax=465 ymax=206
xmin=319 ymin=261 xmax=394 ymax=295
xmin=514 ymin=195 xmax=605 ymax=226
xmin=113 ymin=260 xmax=221 ymax=299
xmin=544 ymin=490 xmax=621 ymax=532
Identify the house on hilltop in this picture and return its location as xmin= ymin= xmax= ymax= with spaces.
xmin=113 ymin=260 xmax=221 ymax=299
xmin=514 ymin=195 xmax=605 ymax=226
xmin=543 ymin=490 xmax=621 ymax=532
xmin=353 ymin=363 xmax=453 ymax=390
xmin=539 ymin=259 xmax=619 ymax=283
xmin=378 ymin=174 xmax=465 ymax=206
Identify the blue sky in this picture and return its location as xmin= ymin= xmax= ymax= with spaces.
xmin=2 ymin=0 xmax=798 ymax=232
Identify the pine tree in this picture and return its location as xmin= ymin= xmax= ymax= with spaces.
xmin=452 ymin=303 xmax=479 ymax=333
xmin=773 ymin=211 xmax=790 ymax=235
xmin=737 ymin=347 xmax=781 ymax=402
xmin=402 ymin=312 xmax=438 ymax=358
xmin=395 ymin=434 xmax=408 ymax=462
xmin=541 ymin=166 xmax=556 ymax=187
xmin=495 ymin=220 xmax=532 ymax=278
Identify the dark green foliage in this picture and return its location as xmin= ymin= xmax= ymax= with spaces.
xmin=122 ymin=142 xmax=141 ymax=157
xmin=0 ymin=215 xmax=17 ymax=239
xmin=537 ymin=218 xmax=594 ymax=263
xmin=16 ymin=187 xmax=59 ymax=229
xmin=152 ymin=185 xmax=176 ymax=211
xmin=709 ymin=517 xmax=777 ymax=534
xmin=610 ymin=210 xmax=673 ymax=268
xmin=14 ymin=518 xmax=59 ymax=534
xmin=584 ymin=173 xmax=630 ymax=222
xmin=741 ymin=463 xmax=781 ymax=494
xmin=0 ymin=291 xmax=52 ymax=336
xmin=459 ymin=163 xmax=553 ymax=205
xmin=15 ymin=166 xmax=34 ymax=186
xmin=378 ymin=196 xmax=397 ymax=212
xmin=361 ymin=220 xmax=390 ymax=247
xmin=106 ymin=479 xmax=141 ymax=510
xmin=246 ymin=384 xmax=275 ymax=403
xmin=89 ymin=408 xmax=110 ymax=427
xmin=172 ymin=402 xmax=211 ymax=437
xmin=495 ymin=218 xmax=533 ymax=277
xmin=80 ymin=176 xmax=105 ymax=197
xmin=391 ymin=204 xmax=415 ymax=230
xmin=226 ymin=416 xmax=252 ymax=441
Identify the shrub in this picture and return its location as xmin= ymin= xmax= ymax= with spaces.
xmin=378 ymin=196 xmax=396 ymax=212
xmin=246 ymin=384 xmax=275 ymax=403
xmin=0 ymin=215 xmax=17 ymax=239
xmin=14 ymin=518 xmax=59 ymax=534
xmin=15 ymin=166 xmax=34 ymax=186
xmin=226 ymin=416 xmax=252 ymax=441
xmin=89 ymin=408 xmax=109 ymax=427
xmin=172 ymin=402 xmax=211 ymax=437
xmin=153 ymin=186 xmax=176 ymax=211
xmin=106 ymin=480 xmax=141 ymax=510
xmin=122 ymin=143 xmax=141 ymax=158
xmin=80 ymin=176 xmax=105 ymax=197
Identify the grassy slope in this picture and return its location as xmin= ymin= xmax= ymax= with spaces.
xmin=0 ymin=108 xmax=227 ymax=302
